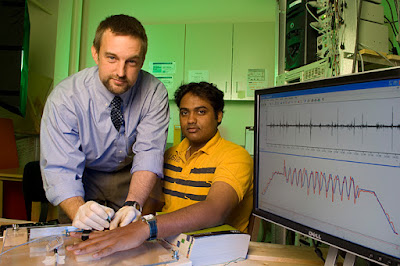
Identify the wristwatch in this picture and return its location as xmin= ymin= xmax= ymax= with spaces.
xmin=141 ymin=214 xmax=157 ymax=241
xmin=122 ymin=201 xmax=142 ymax=212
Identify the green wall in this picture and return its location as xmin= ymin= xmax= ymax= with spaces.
xmin=168 ymin=100 xmax=255 ymax=147
xmin=53 ymin=0 xmax=277 ymax=147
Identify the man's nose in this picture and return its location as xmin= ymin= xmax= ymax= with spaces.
xmin=187 ymin=112 xmax=196 ymax=123
xmin=116 ymin=62 xmax=126 ymax=77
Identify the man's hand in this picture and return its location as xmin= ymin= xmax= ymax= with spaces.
xmin=67 ymin=221 xmax=149 ymax=259
xmin=110 ymin=206 xmax=141 ymax=230
xmin=72 ymin=201 xmax=115 ymax=231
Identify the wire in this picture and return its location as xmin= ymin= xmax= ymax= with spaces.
xmin=312 ymin=240 xmax=325 ymax=263
xmin=352 ymin=0 xmax=364 ymax=73
xmin=310 ymin=23 xmax=326 ymax=33
xmin=306 ymin=2 xmax=321 ymax=22
xmin=358 ymin=51 xmax=365 ymax=72
xmin=0 ymin=235 xmax=53 ymax=257
xmin=384 ymin=15 xmax=398 ymax=35
xmin=385 ymin=0 xmax=396 ymax=29
xmin=359 ymin=43 xmax=396 ymax=66
xmin=389 ymin=38 xmax=394 ymax=48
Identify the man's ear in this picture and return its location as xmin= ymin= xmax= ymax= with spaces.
xmin=217 ymin=111 xmax=223 ymax=124
xmin=140 ymin=54 xmax=146 ymax=68
xmin=91 ymin=46 xmax=99 ymax=65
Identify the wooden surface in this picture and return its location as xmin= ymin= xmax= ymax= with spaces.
xmin=0 ymin=168 xmax=23 ymax=181
xmin=0 ymin=218 xmax=32 ymax=225
xmin=0 ymin=219 xmax=327 ymax=265
xmin=357 ymin=49 xmax=400 ymax=67
xmin=245 ymin=242 xmax=325 ymax=265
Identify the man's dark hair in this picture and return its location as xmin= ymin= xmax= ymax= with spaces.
xmin=174 ymin=82 xmax=224 ymax=124
xmin=93 ymin=14 xmax=148 ymax=58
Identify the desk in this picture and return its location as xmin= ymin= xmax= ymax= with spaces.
xmin=0 ymin=168 xmax=24 ymax=217
xmin=246 ymin=242 xmax=325 ymax=265
xmin=0 ymin=234 xmax=326 ymax=264
xmin=0 ymin=168 xmax=24 ymax=182
xmin=0 ymin=219 xmax=327 ymax=265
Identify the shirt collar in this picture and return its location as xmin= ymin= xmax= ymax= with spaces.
xmin=176 ymin=130 xmax=222 ymax=160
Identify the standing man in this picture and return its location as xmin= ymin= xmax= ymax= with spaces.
xmin=66 ymin=82 xmax=253 ymax=259
xmin=40 ymin=14 xmax=169 ymax=231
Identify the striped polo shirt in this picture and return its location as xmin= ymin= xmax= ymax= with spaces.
xmin=162 ymin=131 xmax=253 ymax=232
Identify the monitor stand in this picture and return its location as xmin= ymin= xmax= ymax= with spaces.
xmin=325 ymin=246 xmax=356 ymax=266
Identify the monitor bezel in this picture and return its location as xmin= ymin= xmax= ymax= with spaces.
xmin=253 ymin=67 xmax=400 ymax=266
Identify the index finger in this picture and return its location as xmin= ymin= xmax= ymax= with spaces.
xmin=67 ymin=231 xmax=105 ymax=251
xmin=90 ymin=202 xmax=110 ymax=220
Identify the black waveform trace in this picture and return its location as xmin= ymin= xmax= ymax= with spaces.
xmin=265 ymin=107 xmax=400 ymax=151
xmin=267 ymin=107 xmax=400 ymax=130
xmin=266 ymin=121 xmax=400 ymax=130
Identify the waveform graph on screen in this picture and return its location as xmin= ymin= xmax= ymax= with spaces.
xmin=261 ymin=97 xmax=400 ymax=154
xmin=258 ymin=152 xmax=400 ymax=255
xmin=256 ymin=74 xmax=400 ymax=264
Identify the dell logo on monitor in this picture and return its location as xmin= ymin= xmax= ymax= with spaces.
xmin=308 ymin=231 xmax=321 ymax=240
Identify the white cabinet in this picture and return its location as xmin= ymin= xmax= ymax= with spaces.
xmin=143 ymin=24 xmax=185 ymax=99
xmin=144 ymin=22 xmax=274 ymax=101
xmin=232 ymin=22 xmax=275 ymax=100
xmin=184 ymin=23 xmax=233 ymax=99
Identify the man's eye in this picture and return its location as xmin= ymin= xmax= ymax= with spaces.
xmin=128 ymin=60 xmax=137 ymax=64
xmin=198 ymin=110 xmax=206 ymax=115
xmin=180 ymin=111 xmax=188 ymax=116
xmin=108 ymin=56 xmax=116 ymax=61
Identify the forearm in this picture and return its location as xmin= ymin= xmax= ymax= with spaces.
xmin=59 ymin=196 xmax=85 ymax=220
xmin=155 ymin=181 xmax=238 ymax=238
xmin=125 ymin=170 xmax=158 ymax=207
xmin=156 ymin=201 xmax=228 ymax=238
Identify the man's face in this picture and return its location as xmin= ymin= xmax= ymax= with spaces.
xmin=179 ymin=92 xmax=222 ymax=149
xmin=91 ymin=29 xmax=144 ymax=95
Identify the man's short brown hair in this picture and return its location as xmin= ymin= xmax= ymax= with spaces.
xmin=93 ymin=14 xmax=148 ymax=59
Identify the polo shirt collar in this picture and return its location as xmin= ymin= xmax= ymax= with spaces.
xmin=176 ymin=130 xmax=222 ymax=160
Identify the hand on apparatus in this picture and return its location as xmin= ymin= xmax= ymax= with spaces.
xmin=110 ymin=206 xmax=141 ymax=230
xmin=67 ymin=221 xmax=148 ymax=259
xmin=72 ymin=201 xmax=115 ymax=231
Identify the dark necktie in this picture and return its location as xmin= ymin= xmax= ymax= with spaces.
xmin=110 ymin=96 xmax=124 ymax=131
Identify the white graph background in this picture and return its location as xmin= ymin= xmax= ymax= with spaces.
xmin=258 ymin=95 xmax=400 ymax=257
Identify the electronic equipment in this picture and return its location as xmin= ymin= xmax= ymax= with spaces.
xmin=254 ymin=67 xmax=400 ymax=265
xmin=285 ymin=0 xmax=318 ymax=70
xmin=0 ymin=220 xmax=59 ymax=237
xmin=0 ymin=0 xmax=30 ymax=117
xmin=276 ymin=59 xmax=331 ymax=86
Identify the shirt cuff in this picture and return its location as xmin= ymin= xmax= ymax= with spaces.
xmin=131 ymin=151 xmax=164 ymax=178
xmin=43 ymin=172 xmax=85 ymax=206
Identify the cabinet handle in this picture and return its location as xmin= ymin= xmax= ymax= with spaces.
xmin=225 ymin=82 xmax=228 ymax=93
xmin=235 ymin=82 xmax=238 ymax=93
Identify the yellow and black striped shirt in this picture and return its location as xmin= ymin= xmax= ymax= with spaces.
xmin=162 ymin=131 xmax=253 ymax=232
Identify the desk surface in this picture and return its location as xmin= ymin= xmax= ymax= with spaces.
xmin=0 ymin=167 xmax=23 ymax=181
xmin=246 ymin=242 xmax=325 ymax=265
xmin=0 ymin=219 xmax=325 ymax=265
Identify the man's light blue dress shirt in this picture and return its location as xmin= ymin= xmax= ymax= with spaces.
xmin=40 ymin=66 xmax=169 ymax=206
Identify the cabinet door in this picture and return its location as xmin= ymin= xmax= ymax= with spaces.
xmin=185 ymin=23 xmax=233 ymax=99
xmin=143 ymin=24 xmax=185 ymax=99
xmin=232 ymin=22 xmax=275 ymax=100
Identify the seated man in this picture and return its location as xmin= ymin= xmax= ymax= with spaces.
xmin=67 ymin=82 xmax=253 ymax=258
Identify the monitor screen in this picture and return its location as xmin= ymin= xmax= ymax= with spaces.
xmin=0 ymin=0 xmax=30 ymax=117
xmin=253 ymin=67 xmax=400 ymax=266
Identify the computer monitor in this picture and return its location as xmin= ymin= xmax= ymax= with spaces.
xmin=253 ymin=67 xmax=400 ymax=266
